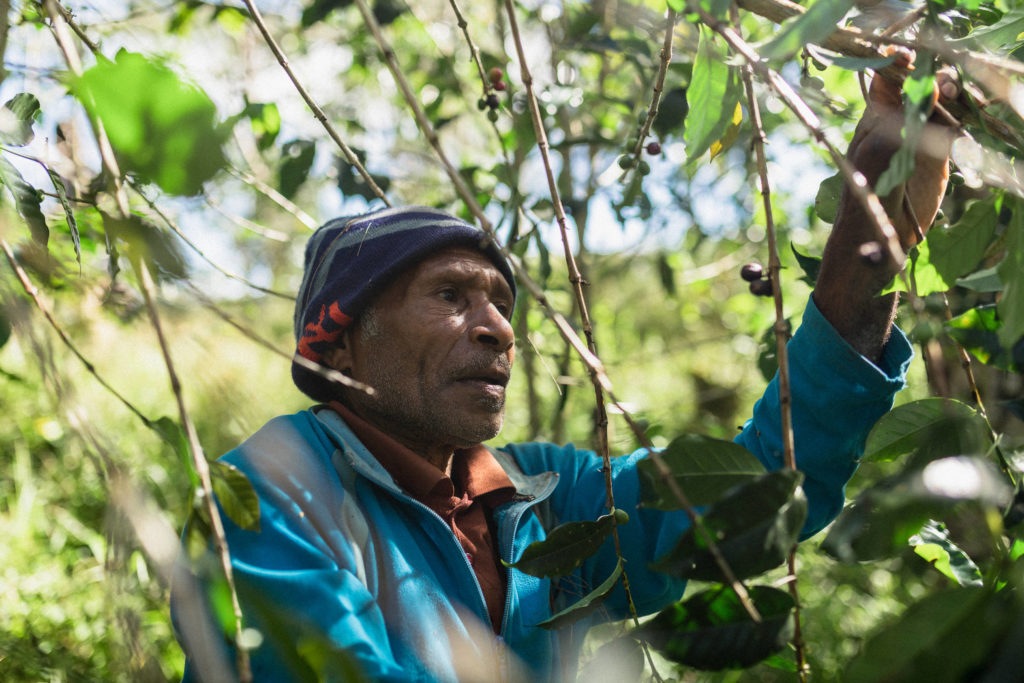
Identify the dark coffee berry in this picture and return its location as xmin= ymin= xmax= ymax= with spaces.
xmin=487 ymin=109 xmax=499 ymax=123
xmin=477 ymin=98 xmax=487 ymax=111
xmin=493 ymin=80 xmax=507 ymax=92
xmin=858 ymin=241 xmax=884 ymax=266
xmin=488 ymin=67 xmax=504 ymax=83
xmin=486 ymin=93 xmax=500 ymax=110
xmin=749 ymin=278 xmax=773 ymax=297
xmin=740 ymin=263 xmax=764 ymax=282
xmin=646 ymin=141 xmax=662 ymax=155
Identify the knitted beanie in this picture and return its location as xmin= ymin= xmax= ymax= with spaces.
xmin=292 ymin=205 xmax=516 ymax=402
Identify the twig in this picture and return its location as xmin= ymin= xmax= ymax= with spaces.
xmin=625 ymin=9 xmax=677 ymax=167
xmin=227 ymin=166 xmax=318 ymax=231
xmin=238 ymin=0 xmax=390 ymax=206
xmin=44 ymin=2 xmax=252 ymax=678
xmin=185 ymin=281 xmax=375 ymax=396
xmin=502 ymin=0 xmax=642 ymax=631
xmin=204 ymin=194 xmax=289 ymax=242
xmin=1 ymin=237 xmax=153 ymax=428
xmin=132 ymin=184 xmax=296 ymax=300
xmin=734 ymin=5 xmax=805 ymax=672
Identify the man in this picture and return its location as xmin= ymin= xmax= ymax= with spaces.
xmin=173 ymin=69 xmax=958 ymax=681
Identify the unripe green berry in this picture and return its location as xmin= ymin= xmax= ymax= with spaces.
xmin=487 ymin=109 xmax=499 ymax=123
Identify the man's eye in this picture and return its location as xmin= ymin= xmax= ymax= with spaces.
xmin=439 ymin=288 xmax=457 ymax=302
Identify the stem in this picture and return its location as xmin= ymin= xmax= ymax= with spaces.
xmin=238 ymin=0 xmax=390 ymax=206
xmin=132 ymin=185 xmax=296 ymax=300
xmin=734 ymin=7 xmax=805 ymax=671
xmin=625 ymin=9 xmax=677 ymax=167
xmin=502 ymin=0 xmax=627 ymax=604
xmin=186 ymin=282 xmax=375 ymax=396
xmin=45 ymin=2 xmax=251 ymax=677
xmin=134 ymin=261 xmax=251 ymax=683
xmin=226 ymin=166 xmax=319 ymax=231
xmin=1 ymin=238 xmax=153 ymax=428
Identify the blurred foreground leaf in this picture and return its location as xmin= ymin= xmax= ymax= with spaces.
xmin=211 ymin=460 xmax=260 ymax=532
xmin=946 ymin=305 xmax=1023 ymax=372
xmin=651 ymin=469 xmax=806 ymax=581
xmin=638 ymin=434 xmax=765 ymax=510
xmin=846 ymin=586 xmax=1016 ymax=683
xmin=823 ymin=456 xmax=1012 ymax=562
xmin=73 ymin=50 xmax=227 ymax=195
xmin=641 ymin=585 xmax=794 ymax=670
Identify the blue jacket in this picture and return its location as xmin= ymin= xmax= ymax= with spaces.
xmin=173 ymin=300 xmax=912 ymax=681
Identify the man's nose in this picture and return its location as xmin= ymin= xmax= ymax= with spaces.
xmin=470 ymin=301 xmax=514 ymax=352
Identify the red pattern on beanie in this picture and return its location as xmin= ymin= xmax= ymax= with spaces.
xmin=297 ymin=302 xmax=353 ymax=361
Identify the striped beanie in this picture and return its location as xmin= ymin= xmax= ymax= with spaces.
xmin=292 ymin=206 xmax=516 ymax=401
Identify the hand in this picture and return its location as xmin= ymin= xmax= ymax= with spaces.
xmin=813 ymin=56 xmax=961 ymax=360
xmin=843 ymin=55 xmax=961 ymax=251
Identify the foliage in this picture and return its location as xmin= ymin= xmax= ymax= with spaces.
xmin=0 ymin=0 xmax=1023 ymax=680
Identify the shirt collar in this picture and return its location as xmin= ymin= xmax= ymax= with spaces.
xmin=327 ymin=402 xmax=516 ymax=509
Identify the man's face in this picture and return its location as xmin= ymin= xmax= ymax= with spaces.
xmin=334 ymin=247 xmax=516 ymax=453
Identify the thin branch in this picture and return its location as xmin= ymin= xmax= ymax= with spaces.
xmin=626 ymin=9 xmax=677 ymax=166
xmin=1 ymin=237 xmax=153 ymax=428
xmin=227 ymin=166 xmax=318 ymax=231
xmin=45 ymin=2 xmax=251 ymax=678
xmin=185 ymin=281 xmax=376 ymax=396
xmin=238 ymin=0 xmax=390 ymax=206
xmin=734 ymin=5 xmax=805 ymax=672
xmin=204 ymin=194 xmax=290 ymax=242
xmin=501 ymin=0 xmax=639 ymax=626
xmin=132 ymin=185 xmax=296 ymax=300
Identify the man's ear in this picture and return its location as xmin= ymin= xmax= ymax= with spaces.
xmin=322 ymin=332 xmax=354 ymax=374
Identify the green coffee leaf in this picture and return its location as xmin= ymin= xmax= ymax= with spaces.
xmin=910 ymin=521 xmax=983 ymax=586
xmin=927 ymin=200 xmax=999 ymax=288
xmin=650 ymin=469 xmax=807 ymax=581
xmin=685 ymin=27 xmax=739 ymax=162
xmin=946 ymin=305 xmax=1022 ymax=372
xmin=814 ymin=172 xmax=842 ymax=224
xmin=537 ymin=559 xmax=623 ymax=629
xmin=862 ymin=398 xmax=992 ymax=464
xmin=73 ymin=50 xmax=227 ymax=195
xmin=791 ymin=243 xmax=822 ymax=286
xmin=0 ymin=93 xmax=40 ymax=146
xmin=0 ymin=155 xmax=47 ymax=245
xmin=505 ymin=512 xmax=619 ymax=578
xmin=279 ymin=139 xmax=316 ymax=199
xmin=846 ymin=587 xmax=1014 ymax=683
xmin=997 ymin=200 xmax=1024 ymax=349
xmin=211 ymin=460 xmax=260 ymax=532
xmin=638 ymin=434 xmax=766 ymax=510
xmin=641 ymin=585 xmax=795 ymax=670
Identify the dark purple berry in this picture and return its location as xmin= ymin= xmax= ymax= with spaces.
xmin=749 ymin=278 xmax=773 ymax=297
xmin=646 ymin=141 xmax=662 ymax=155
xmin=740 ymin=263 xmax=764 ymax=282
xmin=486 ymin=93 xmax=500 ymax=110
xmin=858 ymin=241 xmax=884 ymax=266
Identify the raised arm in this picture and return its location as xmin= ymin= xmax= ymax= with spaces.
xmin=814 ymin=61 xmax=960 ymax=361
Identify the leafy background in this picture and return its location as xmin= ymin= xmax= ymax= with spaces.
xmin=1 ymin=0 xmax=1023 ymax=680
